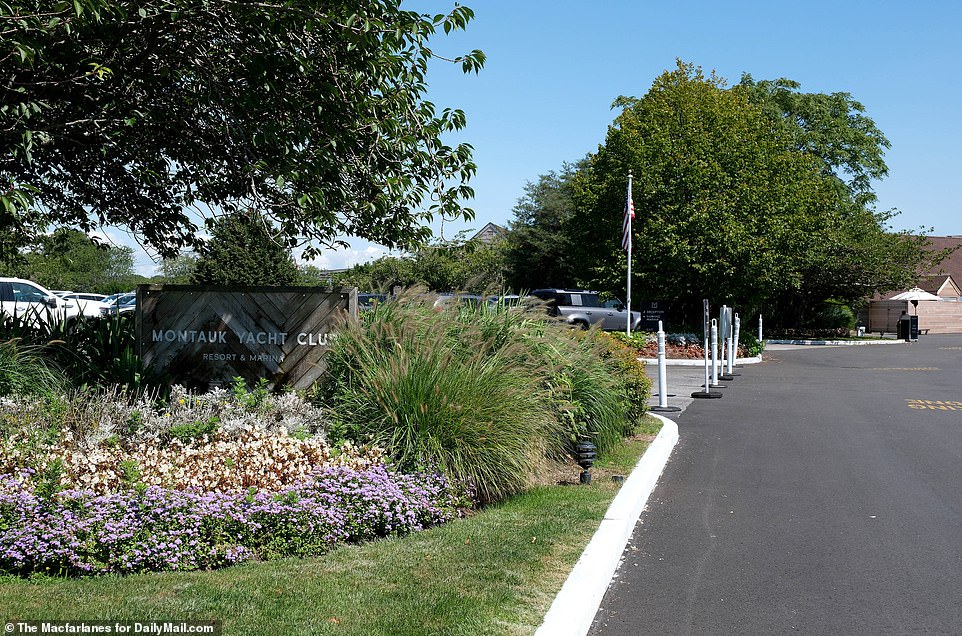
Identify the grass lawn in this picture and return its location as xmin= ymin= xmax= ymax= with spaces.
xmin=0 ymin=418 xmax=662 ymax=636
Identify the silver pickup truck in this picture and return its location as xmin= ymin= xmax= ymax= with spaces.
xmin=530 ymin=288 xmax=643 ymax=332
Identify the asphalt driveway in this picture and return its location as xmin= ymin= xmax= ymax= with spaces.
xmin=590 ymin=335 xmax=962 ymax=635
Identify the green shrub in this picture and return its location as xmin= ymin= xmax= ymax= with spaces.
xmin=591 ymin=331 xmax=653 ymax=428
xmin=737 ymin=330 xmax=765 ymax=357
xmin=607 ymin=330 xmax=650 ymax=351
xmin=167 ymin=417 xmax=220 ymax=445
xmin=808 ymin=300 xmax=856 ymax=330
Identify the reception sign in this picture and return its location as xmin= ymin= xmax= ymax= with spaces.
xmin=136 ymin=285 xmax=356 ymax=390
xmin=639 ymin=300 xmax=670 ymax=332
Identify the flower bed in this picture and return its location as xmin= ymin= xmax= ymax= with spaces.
xmin=0 ymin=383 xmax=471 ymax=577
xmin=1 ymin=427 xmax=385 ymax=495
xmin=0 ymin=465 xmax=466 ymax=576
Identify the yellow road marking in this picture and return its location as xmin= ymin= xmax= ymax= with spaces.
xmin=906 ymin=399 xmax=962 ymax=411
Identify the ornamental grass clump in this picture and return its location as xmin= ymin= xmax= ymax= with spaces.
xmin=534 ymin=328 xmax=649 ymax=456
xmin=324 ymin=298 xmax=561 ymax=504
xmin=0 ymin=465 xmax=465 ymax=576
xmin=0 ymin=338 xmax=66 ymax=398
xmin=321 ymin=289 xmax=651 ymax=503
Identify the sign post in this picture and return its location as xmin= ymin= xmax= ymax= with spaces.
xmin=691 ymin=299 xmax=722 ymax=399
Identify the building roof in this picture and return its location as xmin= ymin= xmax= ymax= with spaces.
xmin=922 ymin=236 xmax=962 ymax=282
xmin=876 ymin=236 xmax=962 ymax=300
xmin=470 ymin=222 xmax=507 ymax=244
xmin=917 ymin=274 xmax=962 ymax=297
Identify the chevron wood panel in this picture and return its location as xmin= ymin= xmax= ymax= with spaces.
xmin=136 ymin=285 xmax=357 ymax=390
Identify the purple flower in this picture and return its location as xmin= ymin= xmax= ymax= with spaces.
xmin=0 ymin=465 xmax=469 ymax=576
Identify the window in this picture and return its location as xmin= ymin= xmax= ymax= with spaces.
xmin=11 ymin=282 xmax=48 ymax=303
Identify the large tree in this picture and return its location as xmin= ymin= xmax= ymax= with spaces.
xmin=504 ymin=164 xmax=582 ymax=291
xmin=568 ymin=61 xmax=936 ymax=322
xmin=1 ymin=1 xmax=484 ymax=259
xmin=14 ymin=228 xmax=135 ymax=292
xmin=191 ymin=210 xmax=299 ymax=286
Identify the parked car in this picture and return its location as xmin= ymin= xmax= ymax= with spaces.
xmin=100 ymin=292 xmax=136 ymax=317
xmin=490 ymin=294 xmax=525 ymax=304
xmin=433 ymin=293 xmax=489 ymax=310
xmin=529 ymin=288 xmax=642 ymax=332
xmin=101 ymin=292 xmax=127 ymax=305
xmin=0 ymin=277 xmax=74 ymax=326
xmin=59 ymin=292 xmax=109 ymax=319
xmin=357 ymin=292 xmax=389 ymax=312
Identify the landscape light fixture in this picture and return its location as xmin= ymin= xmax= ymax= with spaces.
xmin=575 ymin=440 xmax=597 ymax=485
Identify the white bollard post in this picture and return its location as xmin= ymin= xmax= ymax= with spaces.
xmin=758 ymin=314 xmax=763 ymax=342
xmin=719 ymin=306 xmax=730 ymax=374
xmin=657 ymin=321 xmax=668 ymax=408
xmin=726 ymin=319 xmax=735 ymax=375
xmin=711 ymin=319 xmax=720 ymax=387
xmin=692 ymin=301 xmax=722 ymax=399
xmin=734 ymin=314 xmax=741 ymax=364
xmin=650 ymin=321 xmax=681 ymax=411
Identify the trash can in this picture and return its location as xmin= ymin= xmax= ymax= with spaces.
xmin=897 ymin=314 xmax=919 ymax=341
xmin=897 ymin=314 xmax=911 ymax=341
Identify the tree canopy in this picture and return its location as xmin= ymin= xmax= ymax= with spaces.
xmin=535 ymin=60 xmax=940 ymax=323
xmin=736 ymin=75 xmax=890 ymax=205
xmin=336 ymin=232 xmax=507 ymax=294
xmin=503 ymin=164 xmax=582 ymax=292
xmin=1 ymin=1 xmax=484 ymax=259
xmin=191 ymin=210 xmax=299 ymax=286
xmin=9 ymin=228 xmax=135 ymax=292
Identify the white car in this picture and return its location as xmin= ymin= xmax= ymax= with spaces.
xmin=0 ymin=277 xmax=74 ymax=326
xmin=59 ymin=292 xmax=109 ymax=319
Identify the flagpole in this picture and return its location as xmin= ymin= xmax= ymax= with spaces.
xmin=626 ymin=171 xmax=633 ymax=337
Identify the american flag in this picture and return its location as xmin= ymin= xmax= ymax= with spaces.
xmin=621 ymin=180 xmax=634 ymax=252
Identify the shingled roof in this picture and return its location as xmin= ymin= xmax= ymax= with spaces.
xmin=876 ymin=236 xmax=962 ymax=301
xmin=922 ymin=236 xmax=962 ymax=282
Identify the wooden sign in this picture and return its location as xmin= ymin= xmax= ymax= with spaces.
xmin=136 ymin=285 xmax=356 ymax=390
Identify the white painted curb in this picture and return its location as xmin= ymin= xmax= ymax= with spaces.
xmin=639 ymin=355 xmax=762 ymax=366
xmin=765 ymin=339 xmax=905 ymax=346
xmin=534 ymin=414 xmax=680 ymax=636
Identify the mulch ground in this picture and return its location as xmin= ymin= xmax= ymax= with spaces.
xmin=636 ymin=342 xmax=705 ymax=359
xmin=634 ymin=342 xmax=751 ymax=360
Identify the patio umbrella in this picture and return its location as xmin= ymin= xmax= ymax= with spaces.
xmin=889 ymin=287 xmax=943 ymax=302
xmin=889 ymin=287 xmax=942 ymax=315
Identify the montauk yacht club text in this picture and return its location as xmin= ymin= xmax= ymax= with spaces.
xmin=150 ymin=329 xmax=336 ymax=347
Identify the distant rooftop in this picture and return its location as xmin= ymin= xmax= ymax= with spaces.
xmin=470 ymin=222 xmax=508 ymax=244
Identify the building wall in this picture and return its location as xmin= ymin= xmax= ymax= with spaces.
xmin=867 ymin=300 xmax=962 ymax=334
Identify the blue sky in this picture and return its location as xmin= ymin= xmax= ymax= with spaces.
xmin=128 ymin=0 xmax=962 ymax=273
